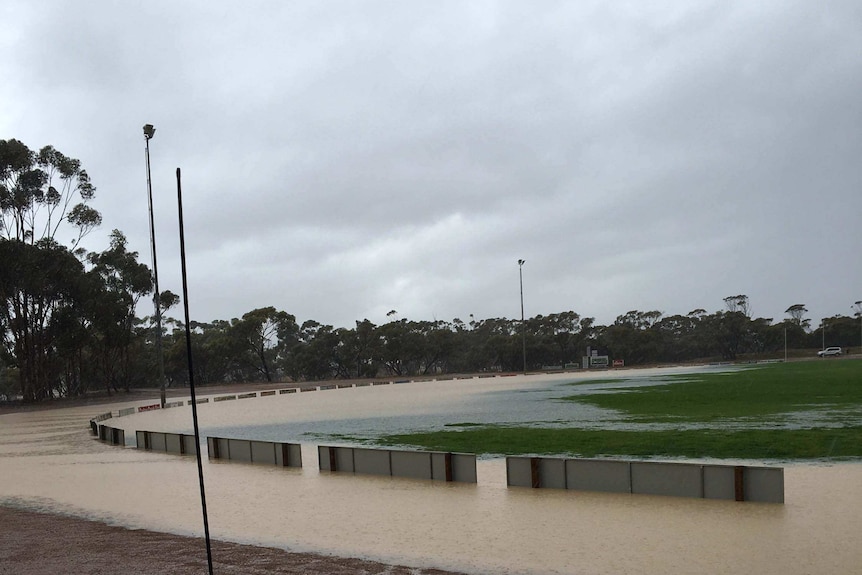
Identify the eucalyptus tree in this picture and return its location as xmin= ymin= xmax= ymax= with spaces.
xmin=0 ymin=139 xmax=101 ymax=401
xmin=598 ymin=310 xmax=665 ymax=365
xmin=0 ymin=238 xmax=88 ymax=400
xmin=466 ymin=317 xmax=518 ymax=372
xmin=810 ymin=315 xmax=859 ymax=349
xmin=0 ymin=139 xmax=99 ymax=248
xmin=421 ymin=320 xmax=457 ymax=375
xmin=86 ymin=230 xmax=154 ymax=392
xmin=704 ymin=310 xmax=751 ymax=360
xmin=723 ymin=294 xmax=751 ymax=316
xmin=336 ymin=319 xmax=380 ymax=378
xmin=231 ymin=307 xmax=298 ymax=382
xmin=536 ymin=311 xmax=593 ymax=367
xmin=163 ymin=319 xmax=236 ymax=386
xmin=376 ymin=319 xmax=410 ymax=376
xmin=288 ymin=319 xmax=343 ymax=381
xmin=784 ymin=304 xmax=810 ymax=329
xmin=653 ymin=314 xmax=695 ymax=361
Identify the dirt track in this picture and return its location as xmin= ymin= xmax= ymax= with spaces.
xmin=0 ymin=506 xmax=465 ymax=575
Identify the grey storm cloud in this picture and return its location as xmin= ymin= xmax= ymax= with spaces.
xmin=1 ymin=0 xmax=860 ymax=329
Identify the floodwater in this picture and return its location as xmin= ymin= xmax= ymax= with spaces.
xmin=1 ymin=367 xmax=861 ymax=574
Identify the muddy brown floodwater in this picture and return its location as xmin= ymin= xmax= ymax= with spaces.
xmin=1 ymin=369 xmax=861 ymax=574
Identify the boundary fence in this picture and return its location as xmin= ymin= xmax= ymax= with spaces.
xmin=506 ymin=456 xmax=784 ymax=503
xmin=318 ymin=445 xmax=477 ymax=483
xmin=89 ymin=412 xmax=113 ymax=435
xmin=92 ymin=427 xmax=784 ymax=502
xmin=96 ymin=424 xmax=125 ymax=446
xmin=136 ymin=430 xmax=198 ymax=455
xmin=207 ymin=436 xmax=302 ymax=468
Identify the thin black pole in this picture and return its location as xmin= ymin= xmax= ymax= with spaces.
xmin=176 ymin=167 xmax=214 ymax=575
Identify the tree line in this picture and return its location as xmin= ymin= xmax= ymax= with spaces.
xmin=2 ymin=139 xmax=859 ymax=402
xmin=155 ymin=300 xmax=859 ymax=389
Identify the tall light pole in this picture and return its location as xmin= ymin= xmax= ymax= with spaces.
xmin=518 ymin=259 xmax=526 ymax=375
xmin=821 ymin=317 xmax=827 ymax=352
xmin=853 ymin=301 xmax=862 ymax=355
xmin=144 ymin=124 xmax=166 ymax=408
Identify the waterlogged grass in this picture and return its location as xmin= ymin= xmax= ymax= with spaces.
xmin=562 ymin=378 xmax=627 ymax=387
xmin=379 ymin=425 xmax=862 ymax=460
xmin=567 ymin=359 xmax=862 ymax=422
xmin=377 ymin=360 xmax=862 ymax=460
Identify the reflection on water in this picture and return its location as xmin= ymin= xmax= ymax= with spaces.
xmin=2 ymin=368 xmax=862 ymax=574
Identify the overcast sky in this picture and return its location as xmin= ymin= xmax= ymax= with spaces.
xmin=2 ymin=1 xmax=860 ymax=330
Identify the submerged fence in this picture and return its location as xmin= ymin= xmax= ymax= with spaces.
xmin=96 ymin=424 xmax=125 ymax=446
xmin=207 ymin=436 xmax=302 ymax=468
xmin=318 ymin=445 xmax=477 ymax=483
xmin=93 ymin=426 xmax=784 ymax=503
xmin=136 ymin=430 xmax=198 ymax=455
xmin=89 ymin=412 xmax=113 ymax=435
xmin=506 ymin=456 xmax=784 ymax=503
xmin=96 ymin=426 xmax=785 ymax=503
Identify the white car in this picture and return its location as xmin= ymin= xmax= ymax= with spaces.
xmin=817 ymin=347 xmax=843 ymax=357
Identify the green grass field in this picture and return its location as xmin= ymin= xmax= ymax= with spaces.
xmin=378 ymin=359 xmax=862 ymax=461
xmin=567 ymin=359 xmax=862 ymax=422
